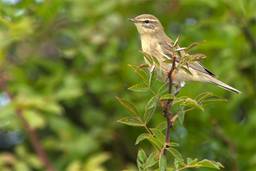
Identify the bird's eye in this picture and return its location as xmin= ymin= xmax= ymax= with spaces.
xmin=144 ymin=20 xmax=150 ymax=24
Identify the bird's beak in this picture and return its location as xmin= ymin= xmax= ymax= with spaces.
xmin=129 ymin=17 xmax=136 ymax=23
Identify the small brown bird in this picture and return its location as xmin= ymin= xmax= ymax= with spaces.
xmin=130 ymin=14 xmax=241 ymax=94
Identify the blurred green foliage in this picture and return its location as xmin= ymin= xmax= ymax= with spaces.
xmin=0 ymin=0 xmax=255 ymax=171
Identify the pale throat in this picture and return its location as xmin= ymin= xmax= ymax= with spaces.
xmin=140 ymin=34 xmax=157 ymax=54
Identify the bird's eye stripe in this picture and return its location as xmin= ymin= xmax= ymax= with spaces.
xmin=137 ymin=19 xmax=157 ymax=24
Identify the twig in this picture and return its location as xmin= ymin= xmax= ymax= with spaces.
xmin=160 ymin=56 xmax=176 ymax=156
xmin=15 ymin=108 xmax=56 ymax=171
xmin=0 ymin=76 xmax=57 ymax=171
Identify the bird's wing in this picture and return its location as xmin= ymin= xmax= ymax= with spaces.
xmin=159 ymin=38 xmax=215 ymax=77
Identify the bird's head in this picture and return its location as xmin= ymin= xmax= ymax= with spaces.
xmin=130 ymin=14 xmax=164 ymax=36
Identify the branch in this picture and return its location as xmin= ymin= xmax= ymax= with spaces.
xmin=160 ymin=56 xmax=176 ymax=156
xmin=0 ymin=76 xmax=57 ymax=171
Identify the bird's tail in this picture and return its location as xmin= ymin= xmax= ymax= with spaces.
xmin=207 ymin=76 xmax=241 ymax=94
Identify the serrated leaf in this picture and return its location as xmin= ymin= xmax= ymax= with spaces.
xmin=196 ymin=159 xmax=224 ymax=169
xmin=116 ymin=97 xmax=139 ymax=115
xmin=117 ymin=116 xmax=144 ymax=127
xmin=128 ymin=83 xmax=148 ymax=92
xmin=159 ymin=154 xmax=167 ymax=171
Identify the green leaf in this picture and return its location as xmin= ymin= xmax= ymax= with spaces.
xmin=174 ymin=158 xmax=185 ymax=170
xmin=141 ymin=51 xmax=160 ymax=67
xmin=174 ymin=97 xmax=204 ymax=111
xmin=144 ymin=96 xmax=158 ymax=123
xmin=135 ymin=133 xmax=151 ymax=145
xmin=166 ymin=147 xmax=184 ymax=163
xmin=196 ymin=92 xmax=215 ymax=101
xmin=186 ymin=158 xmax=198 ymax=165
xmin=173 ymin=35 xmax=180 ymax=47
xmin=196 ymin=159 xmax=224 ymax=169
xmin=186 ymin=42 xmax=200 ymax=51
xmin=190 ymin=53 xmax=207 ymax=61
xmin=170 ymin=142 xmax=180 ymax=147
xmin=151 ymin=128 xmax=165 ymax=143
xmin=128 ymin=64 xmax=148 ymax=83
xmin=178 ymin=106 xmax=185 ymax=125
xmin=137 ymin=149 xmax=147 ymax=171
xmin=128 ymin=83 xmax=148 ymax=92
xmin=146 ymin=135 xmax=162 ymax=150
xmin=178 ymin=158 xmax=224 ymax=170
xmin=138 ymin=149 xmax=147 ymax=162
xmin=142 ymin=51 xmax=153 ymax=65
xmin=148 ymin=68 xmax=155 ymax=87
xmin=159 ymin=154 xmax=167 ymax=171
xmin=135 ymin=132 xmax=163 ymax=150
xmin=55 ymin=74 xmax=83 ymax=100
xmin=116 ymin=97 xmax=139 ymax=115
xmin=150 ymin=55 xmax=160 ymax=67
xmin=160 ymin=94 xmax=175 ymax=101
xmin=196 ymin=92 xmax=227 ymax=104
xmin=145 ymin=152 xmax=158 ymax=169
xmin=146 ymin=96 xmax=158 ymax=110
xmin=83 ymin=153 xmax=110 ymax=171
xmin=23 ymin=110 xmax=45 ymax=129
xmin=163 ymin=58 xmax=173 ymax=64
xmin=117 ymin=116 xmax=144 ymax=127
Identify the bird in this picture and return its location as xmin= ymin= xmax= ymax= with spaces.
xmin=130 ymin=14 xmax=241 ymax=94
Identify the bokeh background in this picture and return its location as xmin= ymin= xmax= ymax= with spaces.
xmin=0 ymin=0 xmax=255 ymax=171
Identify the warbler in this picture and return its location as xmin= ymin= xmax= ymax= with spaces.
xmin=130 ymin=14 xmax=241 ymax=94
